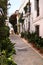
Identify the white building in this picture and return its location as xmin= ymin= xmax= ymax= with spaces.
xmin=30 ymin=0 xmax=43 ymax=38
xmin=18 ymin=0 xmax=29 ymax=32
xmin=18 ymin=0 xmax=43 ymax=38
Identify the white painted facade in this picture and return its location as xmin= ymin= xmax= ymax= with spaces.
xmin=30 ymin=0 xmax=43 ymax=38
xmin=18 ymin=0 xmax=43 ymax=38
xmin=19 ymin=0 xmax=29 ymax=32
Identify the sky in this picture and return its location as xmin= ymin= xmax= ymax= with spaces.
xmin=8 ymin=0 xmax=25 ymax=16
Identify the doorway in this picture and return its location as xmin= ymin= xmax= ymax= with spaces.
xmin=35 ymin=25 xmax=39 ymax=36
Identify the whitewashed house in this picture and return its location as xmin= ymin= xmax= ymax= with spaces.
xmin=18 ymin=0 xmax=29 ymax=32
xmin=18 ymin=0 xmax=32 ymax=32
xmin=30 ymin=0 xmax=43 ymax=38
xmin=17 ymin=0 xmax=43 ymax=38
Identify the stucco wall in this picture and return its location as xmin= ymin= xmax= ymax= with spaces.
xmin=39 ymin=0 xmax=43 ymax=16
xmin=33 ymin=18 xmax=43 ymax=38
xmin=30 ymin=0 xmax=43 ymax=38
xmin=17 ymin=0 xmax=43 ymax=37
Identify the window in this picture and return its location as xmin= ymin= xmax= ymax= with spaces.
xmin=35 ymin=25 xmax=39 ymax=36
xmin=27 ymin=3 xmax=31 ymax=13
xmin=35 ymin=0 xmax=39 ymax=16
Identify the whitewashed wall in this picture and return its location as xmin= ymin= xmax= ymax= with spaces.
xmin=18 ymin=0 xmax=43 ymax=38
xmin=31 ymin=0 xmax=43 ymax=38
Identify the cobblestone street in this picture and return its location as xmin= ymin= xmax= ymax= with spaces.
xmin=10 ymin=34 xmax=43 ymax=65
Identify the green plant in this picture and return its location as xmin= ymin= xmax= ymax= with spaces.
xmin=21 ymin=32 xmax=43 ymax=49
xmin=7 ymin=59 xmax=17 ymax=65
xmin=0 ymin=54 xmax=17 ymax=65
xmin=1 ymin=38 xmax=16 ymax=58
xmin=23 ymin=31 xmax=28 ymax=39
xmin=0 ymin=26 xmax=10 ymax=39
xmin=0 ymin=0 xmax=16 ymax=65
xmin=24 ymin=5 xmax=27 ymax=13
xmin=19 ymin=13 xmax=24 ymax=32
xmin=21 ymin=32 xmax=24 ymax=38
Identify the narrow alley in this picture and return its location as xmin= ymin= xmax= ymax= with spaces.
xmin=10 ymin=34 xmax=43 ymax=65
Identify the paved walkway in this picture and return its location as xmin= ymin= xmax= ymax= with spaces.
xmin=10 ymin=34 xmax=43 ymax=65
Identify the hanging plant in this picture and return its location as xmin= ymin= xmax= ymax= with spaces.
xmin=24 ymin=5 xmax=27 ymax=13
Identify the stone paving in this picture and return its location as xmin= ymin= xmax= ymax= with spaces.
xmin=10 ymin=34 xmax=43 ymax=65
